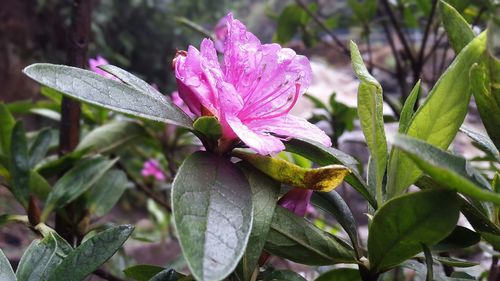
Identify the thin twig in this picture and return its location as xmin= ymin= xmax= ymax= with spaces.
xmin=380 ymin=0 xmax=416 ymax=69
xmin=416 ymin=0 xmax=438 ymax=81
xmin=116 ymin=161 xmax=172 ymax=212
xmin=294 ymin=0 xmax=395 ymax=75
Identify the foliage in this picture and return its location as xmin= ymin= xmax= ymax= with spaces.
xmin=0 ymin=1 xmax=499 ymax=281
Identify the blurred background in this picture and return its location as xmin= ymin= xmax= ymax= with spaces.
xmin=0 ymin=0 xmax=496 ymax=280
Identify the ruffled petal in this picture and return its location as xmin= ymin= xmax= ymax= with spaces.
xmin=225 ymin=114 xmax=284 ymax=155
xmin=251 ymin=115 xmax=332 ymax=147
xmin=174 ymin=39 xmax=224 ymax=117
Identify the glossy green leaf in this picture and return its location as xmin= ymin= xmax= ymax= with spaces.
xmin=16 ymin=231 xmax=72 ymax=281
xmin=416 ymin=175 xmax=500 ymax=235
xmin=49 ymin=225 xmax=134 ymax=281
xmin=29 ymin=128 xmax=53 ymax=168
xmin=42 ymin=157 xmax=118 ymax=219
xmin=434 ymin=226 xmax=480 ymax=251
xmin=9 ymin=121 xmax=30 ymax=208
xmin=123 ymin=264 xmax=165 ymax=281
xmin=0 ymin=103 xmax=15 ymax=156
xmin=284 ymin=138 xmax=376 ymax=208
xmin=311 ymin=191 xmax=360 ymax=258
xmin=316 ymin=268 xmax=361 ymax=281
xmin=460 ymin=126 xmax=499 ymax=161
xmin=234 ymin=151 xmax=349 ymax=192
xmin=30 ymin=170 xmax=52 ymax=201
xmin=237 ymin=166 xmax=280 ymax=281
xmin=36 ymin=149 xmax=87 ymax=178
xmin=350 ymin=41 xmax=387 ymax=205
xmin=0 ymin=248 xmax=16 ymax=281
xmin=77 ymin=121 xmax=146 ymax=154
xmin=86 ymin=169 xmax=128 ymax=216
xmin=172 ymin=151 xmax=253 ymax=281
xmin=368 ymin=189 xmax=460 ymax=272
xmin=386 ymin=32 xmax=487 ymax=197
xmin=393 ymin=134 xmax=500 ymax=205
xmin=434 ymin=256 xmax=479 ymax=268
xmin=439 ymin=0 xmax=475 ymax=53
xmin=23 ymin=63 xmax=193 ymax=128
xmin=265 ymin=206 xmax=356 ymax=265
xmin=470 ymin=60 xmax=500 ymax=151
xmin=399 ymin=81 xmax=421 ymax=134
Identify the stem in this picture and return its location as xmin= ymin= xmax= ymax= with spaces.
xmin=415 ymin=0 xmax=438 ymax=84
xmin=294 ymin=0 xmax=394 ymax=76
xmin=489 ymin=256 xmax=499 ymax=281
xmin=56 ymin=0 xmax=92 ymax=246
xmin=116 ymin=161 xmax=172 ymax=212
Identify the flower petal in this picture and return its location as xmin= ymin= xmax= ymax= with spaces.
xmin=174 ymin=39 xmax=224 ymax=117
xmin=278 ymin=188 xmax=313 ymax=217
xmin=225 ymin=114 xmax=284 ymax=155
xmin=252 ymin=115 xmax=332 ymax=147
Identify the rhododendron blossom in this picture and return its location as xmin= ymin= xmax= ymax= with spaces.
xmin=141 ymin=160 xmax=166 ymax=181
xmin=278 ymin=188 xmax=314 ymax=217
xmin=174 ymin=13 xmax=331 ymax=155
xmin=88 ymin=55 xmax=117 ymax=80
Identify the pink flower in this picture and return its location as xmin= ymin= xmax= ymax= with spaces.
xmin=171 ymin=91 xmax=195 ymax=118
xmin=278 ymin=188 xmax=313 ymax=217
xmin=174 ymin=13 xmax=331 ymax=155
xmin=89 ymin=55 xmax=117 ymax=80
xmin=141 ymin=160 xmax=166 ymax=181
xmin=214 ymin=15 xmax=229 ymax=52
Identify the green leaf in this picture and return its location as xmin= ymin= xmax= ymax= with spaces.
xmin=123 ymin=264 xmax=165 ymax=281
xmin=30 ymin=170 xmax=52 ymax=201
xmin=434 ymin=226 xmax=480 ymax=251
xmin=460 ymin=126 xmax=499 ymax=161
xmin=284 ymin=137 xmax=376 ymax=208
xmin=368 ymin=189 xmax=460 ymax=272
xmin=481 ymin=232 xmax=500 ymax=250
xmin=399 ymin=81 xmax=421 ymax=134
xmin=311 ymin=191 xmax=360 ymax=258
xmin=316 ymin=268 xmax=362 ymax=281
xmin=86 ymin=169 xmax=128 ymax=216
xmin=193 ymin=116 xmax=222 ymax=150
xmin=16 ymin=231 xmax=72 ymax=281
xmin=393 ymin=134 xmax=500 ymax=205
xmin=470 ymin=60 xmax=500 ymax=151
xmin=9 ymin=121 xmax=30 ymax=208
xmin=149 ymin=269 xmax=186 ymax=281
xmin=49 ymin=225 xmax=133 ymax=281
xmin=76 ymin=121 xmax=146 ymax=154
xmin=434 ymin=256 xmax=479 ymax=268
xmin=172 ymin=151 xmax=253 ymax=281
xmin=386 ymin=32 xmax=487 ymax=197
xmin=0 ymin=103 xmax=15 ymax=156
xmin=234 ymin=151 xmax=349 ymax=192
xmin=23 ymin=63 xmax=193 ymax=129
xmin=237 ymin=166 xmax=279 ymax=281
xmin=29 ymin=128 xmax=53 ymax=168
xmin=350 ymin=41 xmax=387 ymax=205
xmin=42 ymin=157 xmax=118 ymax=219
xmin=0 ymin=248 xmax=16 ymax=281
xmin=275 ymin=5 xmax=308 ymax=44
xmin=265 ymin=206 xmax=356 ymax=265
xmin=97 ymin=64 xmax=166 ymax=101
xmin=439 ymin=0 xmax=475 ymax=53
